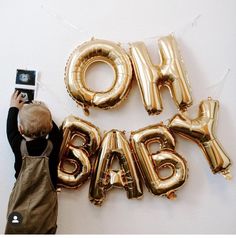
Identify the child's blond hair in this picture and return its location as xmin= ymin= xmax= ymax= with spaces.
xmin=19 ymin=102 xmax=53 ymax=139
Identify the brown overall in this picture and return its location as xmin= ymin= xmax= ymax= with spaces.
xmin=5 ymin=140 xmax=58 ymax=234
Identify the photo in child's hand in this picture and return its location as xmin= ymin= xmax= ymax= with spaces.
xmin=15 ymin=88 xmax=35 ymax=103
xmin=15 ymin=69 xmax=36 ymax=86
xmin=15 ymin=69 xmax=37 ymax=103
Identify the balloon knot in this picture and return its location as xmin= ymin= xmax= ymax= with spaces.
xmin=221 ymin=168 xmax=232 ymax=180
xmin=166 ymin=191 xmax=177 ymax=200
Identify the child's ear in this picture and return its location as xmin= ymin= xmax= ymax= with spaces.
xmin=18 ymin=125 xmax=24 ymax=135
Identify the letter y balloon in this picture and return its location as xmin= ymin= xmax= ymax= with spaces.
xmin=168 ymin=98 xmax=231 ymax=179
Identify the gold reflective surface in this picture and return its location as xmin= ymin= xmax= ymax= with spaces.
xmin=89 ymin=130 xmax=143 ymax=206
xmin=130 ymin=124 xmax=187 ymax=199
xmin=168 ymin=98 xmax=231 ymax=179
xmin=130 ymin=34 xmax=192 ymax=115
xmin=65 ymin=38 xmax=133 ymax=115
xmin=58 ymin=115 xmax=101 ymax=188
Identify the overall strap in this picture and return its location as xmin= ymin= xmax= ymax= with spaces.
xmin=20 ymin=139 xmax=53 ymax=157
xmin=20 ymin=140 xmax=29 ymax=156
xmin=41 ymin=140 xmax=53 ymax=157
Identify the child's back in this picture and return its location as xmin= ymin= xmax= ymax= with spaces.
xmin=5 ymin=91 xmax=62 ymax=234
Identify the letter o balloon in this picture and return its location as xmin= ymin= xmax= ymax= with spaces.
xmin=65 ymin=38 xmax=133 ymax=115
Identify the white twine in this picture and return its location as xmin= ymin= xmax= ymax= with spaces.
xmin=40 ymin=3 xmax=92 ymax=38
xmin=206 ymin=68 xmax=231 ymax=100
xmin=40 ymin=1 xmax=202 ymax=43
xmin=36 ymin=78 xmax=72 ymax=115
xmin=38 ymin=3 xmax=230 ymax=122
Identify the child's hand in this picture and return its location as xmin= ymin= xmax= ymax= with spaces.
xmin=10 ymin=91 xmax=24 ymax=109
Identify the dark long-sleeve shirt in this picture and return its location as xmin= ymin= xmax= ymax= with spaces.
xmin=7 ymin=107 xmax=62 ymax=189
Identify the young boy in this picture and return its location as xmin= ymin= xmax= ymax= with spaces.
xmin=5 ymin=91 xmax=62 ymax=234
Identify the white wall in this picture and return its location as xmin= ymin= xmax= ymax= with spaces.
xmin=0 ymin=0 xmax=236 ymax=234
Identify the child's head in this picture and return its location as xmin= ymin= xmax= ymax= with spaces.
xmin=19 ymin=102 xmax=53 ymax=139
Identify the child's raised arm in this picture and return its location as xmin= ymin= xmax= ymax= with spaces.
xmin=10 ymin=90 xmax=24 ymax=109
xmin=7 ymin=91 xmax=24 ymax=150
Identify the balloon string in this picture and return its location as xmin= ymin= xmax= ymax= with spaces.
xmin=122 ymin=14 xmax=202 ymax=46
xmin=187 ymin=68 xmax=231 ymax=113
xmin=35 ymin=67 xmax=230 ymax=133
xmin=174 ymin=14 xmax=202 ymax=37
xmin=206 ymin=68 xmax=231 ymax=100
xmin=36 ymin=79 xmax=72 ymax=115
xmin=36 ymin=6 xmax=227 ymax=119
xmin=40 ymin=1 xmax=202 ymax=46
xmin=146 ymin=14 xmax=202 ymax=40
xmin=40 ymin=3 xmax=92 ymax=38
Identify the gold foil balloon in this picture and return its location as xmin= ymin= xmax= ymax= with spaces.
xmin=168 ymin=98 xmax=231 ymax=179
xmin=65 ymin=38 xmax=133 ymax=115
xmin=89 ymin=130 xmax=143 ymax=205
xmin=130 ymin=34 xmax=192 ymax=115
xmin=58 ymin=115 xmax=101 ymax=188
xmin=130 ymin=123 xmax=187 ymax=199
